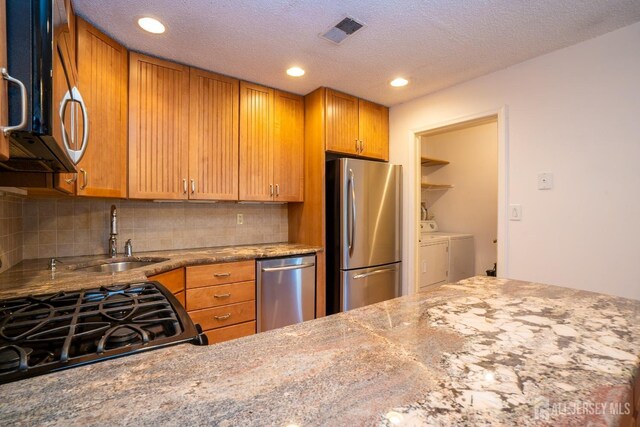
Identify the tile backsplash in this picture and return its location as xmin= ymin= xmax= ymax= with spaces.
xmin=22 ymin=198 xmax=289 ymax=260
xmin=0 ymin=194 xmax=24 ymax=273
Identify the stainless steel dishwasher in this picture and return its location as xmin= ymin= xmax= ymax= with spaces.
xmin=257 ymin=254 xmax=316 ymax=332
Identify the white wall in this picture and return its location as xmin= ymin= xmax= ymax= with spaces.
xmin=390 ymin=22 xmax=640 ymax=300
xmin=421 ymin=121 xmax=498 ymax=276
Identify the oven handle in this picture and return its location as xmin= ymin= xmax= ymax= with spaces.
xmin=0 ymin=68 xmax=27 ymax=136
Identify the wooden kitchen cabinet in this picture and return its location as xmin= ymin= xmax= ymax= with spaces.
xmin=128 ymin=52 xmax=190 ymax=199
xmin=188 ymin=68 xmax=239 ymax=200
xmin=239 ymin=82 xmax=274 ymax=201
xmin=325 ymin=88 xmax=389 ymax=161
xmin=72 ymin=18 xmax=128 ymax=197
xmin=358 ymin=98 xmax=389 ymax=160
xmin=185 ymin=260 xmax=256 ymax=345
xmin=273 ymin=90 xmax=304 ymax=201
xmin=325 ymin=89 xmax=359 ymax=156
xmin=148 ymin=268 xmax=186 ymax=307
xmin=239 ymin=81 xmax=304 ymax=202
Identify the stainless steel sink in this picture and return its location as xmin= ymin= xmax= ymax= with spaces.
xmin=75 ymin=258 xmax=169 ymax=273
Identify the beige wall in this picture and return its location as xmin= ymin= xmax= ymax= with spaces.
xmin=390 ymin=22 xmax=640 ymax=299
xmin=421 ymin=121 xmax=498 ymax=275
xmin=22 ymin=198 xmax=288 ymax=259
xmin=0 ymin=194 xmax=23 ymax=273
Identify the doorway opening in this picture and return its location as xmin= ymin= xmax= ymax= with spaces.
xmin=412 ymin=111 xmax=507 ymax=293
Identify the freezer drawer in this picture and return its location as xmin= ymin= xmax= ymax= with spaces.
xmin=340 ymin=262 xmax=401 ymax=312
xmin=257 ymin=255 xmax=316 ymax=332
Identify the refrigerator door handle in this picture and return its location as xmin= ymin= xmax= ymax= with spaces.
xmin=261 ymin=263 xmax=315 ymax=272
xmin=348 ymin=168 xmax=356 ymax=256
xmin=352 ymin=267 xmax=396 ymax=280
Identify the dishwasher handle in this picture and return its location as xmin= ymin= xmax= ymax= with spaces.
xmin=261 ymin=262 xmax=315 ymax=272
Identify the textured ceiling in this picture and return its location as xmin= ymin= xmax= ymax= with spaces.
xmin=73 ymin=0 xmax=640 ymax=106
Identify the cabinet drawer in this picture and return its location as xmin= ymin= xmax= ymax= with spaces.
xmin=186 ymin=280 xmax=255 ymax=311
xmin=188 ymin=300 xmax=255 ymax=330
xmin=148 ymin=268 xmax=185 ymax=295
xmin=204 ymin=321 xmax=256 ymax=345
xmin=186 ymin=260 xmax=255 ymax=288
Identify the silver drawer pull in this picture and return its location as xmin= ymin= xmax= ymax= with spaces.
xmin=214 ymin=313 xmax=231 ymax=320
xmin=214 ymin=272 xmax=231 ymax=277
xmin=214 ymin=293 xmax=231 ymax=299
xmin=261 ymin=262 xmax=315 ymax=272
xmin=353 ymin=267 xmax=396 ymax=280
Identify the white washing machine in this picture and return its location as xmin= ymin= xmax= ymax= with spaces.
xmin=419 ymin=221 xmax=475 ymax=290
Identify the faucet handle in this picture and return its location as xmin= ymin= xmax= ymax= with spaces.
xmin=124 ymin=239 xmax=133 ymax=257
xmin=48 ymin=258 xmax=63 ymax=270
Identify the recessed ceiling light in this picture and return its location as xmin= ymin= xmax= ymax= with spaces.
xmin=138 ymin=17 xmax=165 ymax=34
xmin=390 ymin=77 xmax=409 ymax=87
xmin=286 ymin=67 xmax=305 ymax=77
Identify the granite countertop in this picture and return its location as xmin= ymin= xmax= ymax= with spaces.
xmin=0 ymin=243 xmax=322 ymax=299
xmin=1 ymin=276 xmax=639 ymax=426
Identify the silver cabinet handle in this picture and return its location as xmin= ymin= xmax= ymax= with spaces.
xmin=261 ymin=262 xmax=315 ymax=272
xmin=214 ymin=313 xmax=231 ymax=320
xmin=275 ymin=184 xmax=280 ymax=197
xmin=0 ymin=68 xmax=27 ymax=136
xmin=80 ymin=168 xmax=88 ymax=190
xmin=190 ymin=179 xmax=196 ymax=194
xmin=183 ymin=179 xmax=188 ymax=194
xmin=213 ymin=293 xmax=231 ymax=299
xmin=64 ymin=174 xmax=77 ymax=185
xmin=353 ymin=267 xmax=396 ymax=280
xmin=269 ymin=184 xmax=274 ymax=197
xmin=360 ymin=140 xmax=364 ymax=153
xmin=348 ymin=169 xmax=356 ymax=255
xmin=355 ymin=139 xmax=359 ymax=153
xmin=59 ymin=87 xmax=89 ymax=164
xmin=213 ymin=272 xmax=231 ymax=277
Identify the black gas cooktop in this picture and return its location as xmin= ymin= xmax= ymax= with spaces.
xmin=0 ymin=282 xmax=206 ymax=384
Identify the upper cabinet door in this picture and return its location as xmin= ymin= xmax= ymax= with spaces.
xmin=273 ymin=90 xmax=304 ymax=202
xmin=0 ymin=0 xmax=9 ymax=161
xmin=325 ymin=88 xmax=359 ymax=156
xmin=129 ymin=52 xmax=189 ymax=199
xmin=239 ymin=81 xmax=274 ymax=201
xmin=188 ymin=69 xmax=239 ymax=200
xmin=75 ymin=18 xmax=128 ymax=197
xmin=358 ymin=99 xmax=389 ymax=161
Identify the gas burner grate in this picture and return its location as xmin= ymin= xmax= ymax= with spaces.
xmin=0 ymin=281 xmax=202 ymax=384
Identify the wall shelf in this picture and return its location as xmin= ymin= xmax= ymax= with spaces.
xmin=421 ymin=157 xmax=450 ymax=167
xmin=421 ymin=182 xmax=454 ymax=190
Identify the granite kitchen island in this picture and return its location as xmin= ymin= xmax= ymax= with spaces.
xmin=1 ymin=276 xmax=639 ymax=426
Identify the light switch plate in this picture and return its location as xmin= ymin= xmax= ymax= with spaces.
xmin=509 ymin=204 xmax=522 ymax=221
xmin=237 ymin=213 xmax=244 ymax=225
xmin=537 ymin=172 xmax=553 ymax=190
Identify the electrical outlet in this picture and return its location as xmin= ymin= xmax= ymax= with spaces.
xmin=237 ymin=214 xmax=243 ymax=225
xmin=537 ymin=172 xmax=553 ymax=190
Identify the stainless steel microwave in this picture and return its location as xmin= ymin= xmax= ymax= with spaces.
xmin=1 ymin=0 xmax=88 ymax=176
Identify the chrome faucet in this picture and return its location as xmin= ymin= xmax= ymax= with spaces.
xmin=108 ymin=205 xmax=117 ymax=258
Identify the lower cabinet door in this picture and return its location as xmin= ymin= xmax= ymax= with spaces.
xmin=188 ymin=300 xmax=255 ymax=330
xmin=204 ymin=321 xmax=256 ymax=345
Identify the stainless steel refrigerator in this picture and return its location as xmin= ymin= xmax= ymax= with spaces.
xmin=326 ymin=158 xmax=402 ymax=314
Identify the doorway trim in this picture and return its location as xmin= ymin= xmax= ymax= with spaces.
xmin=409 ymin=106 xmax=509 ymax=295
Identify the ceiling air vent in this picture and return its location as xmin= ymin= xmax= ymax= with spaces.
xmin=320 ymin=16 xmax=366 ymax=45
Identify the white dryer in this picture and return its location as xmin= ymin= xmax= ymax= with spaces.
xmin=419 ymin=221 xmax=475 ymax=288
